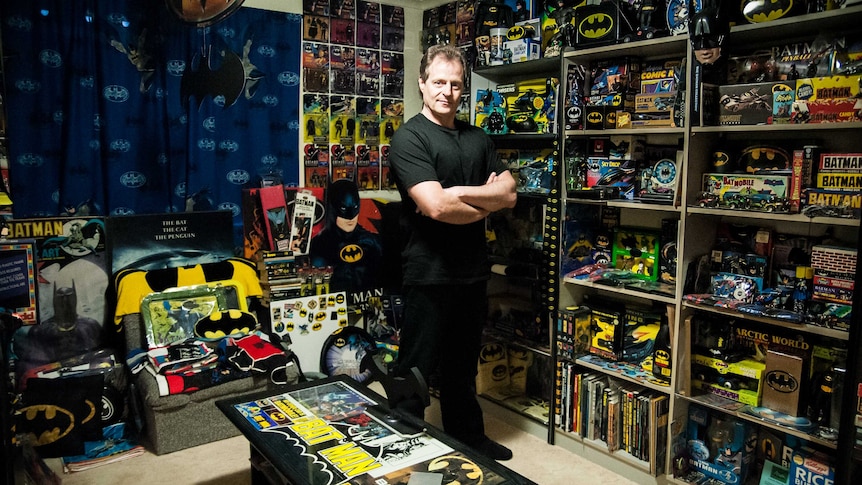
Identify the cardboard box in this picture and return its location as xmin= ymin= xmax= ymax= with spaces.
xmin=702 ymin=173 xmax=790 ymax=201
xmin=639 ymin=61 xmax=678 ymax=94
xmin=818 ymin=152 xmax=862 ymax=172
xmin=794 ymin=75 xmax=862 ymax=124
xmin=503 ymin=38 xmax=540 ymax=63
xmin=686 ymin=405 xmax=758 ymax=485
xmin=803 ymin=189 xmax=862 ymax=218
xmin=760 ymin=461 xmax=790 ymax=485
xmin=476 ymin=342 xmax=509 ymax=394
xmin=611 ymin=226 xmax=660 ymax=280
xmin=717 ymin=81 xmax=796 ymax=125
xmin=692 ymin=355 xmax=765 ymax=406
xmin=635 ymin=93 xmax=675 ymax=113
xmin=763 ymin=350 xmax=805 ymax=416
xmin=589 ymin=306 xmax=624 ymax=360
xmin=585 ymin=105 xmax=605 ymax=130
xmin=789 ymin=447 xmax=834 ymax=485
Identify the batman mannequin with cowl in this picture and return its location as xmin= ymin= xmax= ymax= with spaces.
xmin=310 ymin=179 xmax=383 ymax=293
xmin=12 ymin=281 xmax=103 ymax=381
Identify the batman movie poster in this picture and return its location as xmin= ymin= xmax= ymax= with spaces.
xmin=105 ymin=210 xmax=235 ymax=275
xmin=6 ymin=217 xmax=109 ymax=375
xmin=5 ymin=218 xmax=108 ymax=327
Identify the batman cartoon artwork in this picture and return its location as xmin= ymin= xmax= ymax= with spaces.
xmin=310 ymin=179 xmax=383 ymax=294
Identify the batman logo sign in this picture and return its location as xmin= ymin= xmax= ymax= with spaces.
xmin=579 ymin=13 xmax=614 ymax=39
xmin=507 ymin=26 xmax=526 ymax=40
xmin=194 ymin=309 xmax=256 ymax=339
xmin=480 ymin=343 xmax=505 ymax=363
xmin=766 ymin=370 xmax=798 ymax=393
xmin=340 ymin=244 xmax=364 ymax=263
xmin=740 ymin=145 xmax=790 ymax=173
xmin=587 ymin=111 xmax=603 ymax=124
xmin=742 ymin=0 xmax=795 ymax=23
xmin=181 ymin=50 xmax=245 ymax=110
xmin=655 ymin=350 xmax=670 ymax=361
xmin=18 ymin=404 xmax=77 ymax=446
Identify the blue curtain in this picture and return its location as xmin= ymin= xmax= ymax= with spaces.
xmin=2 ymin=1 xmax=301 ymax=250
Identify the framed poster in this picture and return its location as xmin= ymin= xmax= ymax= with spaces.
xmin=0 ymin=240 xmax=38 ymax=324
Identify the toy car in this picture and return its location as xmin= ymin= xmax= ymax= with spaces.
xmin=696 ymin=192 xmax=720 ymax=208
xmin=802 ymin=204 xmax=854 ymax=218
xmin=723 ymin=193 xmax=750 ymax=209
xmin=751 ymin=195 xmax=789 ymax=212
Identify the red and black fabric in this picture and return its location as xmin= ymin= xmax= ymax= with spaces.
xmin=225 ymin=334 xmax=297 ymax=384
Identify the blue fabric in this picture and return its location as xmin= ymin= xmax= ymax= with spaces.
xmin=2 ymin=1 xmax=301 ymax=249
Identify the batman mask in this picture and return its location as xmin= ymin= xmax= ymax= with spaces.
xmin=328 ymin=179 xmax=361 ymax=220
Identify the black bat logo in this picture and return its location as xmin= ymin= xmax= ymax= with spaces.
xmin=579 ymin=13 xmax=613 ymax=39
xmin=194 ymin=309 xmax=257 ymax=339
xmin=181 ymin=49 xmax=245 ymax=110
xmin=480 ymin=343 xmax=505 ymax=363
xmin=587 ymin=111 xmax=603 ymax=123
xmin=339 ymin=244 xmax=364 ymax=263
xmin=743 ymin=0 xmax=796 ymax=23
xmin=766 ymin=370 xmax=798 ymax=393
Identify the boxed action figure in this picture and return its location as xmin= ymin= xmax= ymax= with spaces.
xmin=686 ymin=405 xmax=758 ymax=485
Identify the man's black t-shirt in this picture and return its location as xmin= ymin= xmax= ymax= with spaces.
xmin=389 ymin=114 xmax=507 ymax=285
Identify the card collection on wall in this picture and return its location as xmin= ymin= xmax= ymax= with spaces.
xmin=302 ymin=0 xmax=405 ymax=192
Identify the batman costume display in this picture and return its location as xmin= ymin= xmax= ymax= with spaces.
xmin=310 ymin=179 xmax=382 ymax=293
xmin=12 ymin=282 xmax=103 ymax=380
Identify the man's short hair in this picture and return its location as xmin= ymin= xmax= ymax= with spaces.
xmin=419 ymin=44 xmax=467 ymax=83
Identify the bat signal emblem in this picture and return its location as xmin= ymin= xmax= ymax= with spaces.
xmin=340 ymin=244 xmax=364 ymax=262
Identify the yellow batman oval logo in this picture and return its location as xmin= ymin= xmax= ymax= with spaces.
xmin=587 ymin=111 xmax=603 ymax=123
xmin=578 ymin=13 xmax=613 ymax=39
xmin=312 ymin=322 xmax=323 ymax=331
xmin=340 ymin=244 xmax=364 ymax=263
xmin=507 ymin=26 xmax=525 ymax=40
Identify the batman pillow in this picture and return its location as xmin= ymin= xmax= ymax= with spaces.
xmin=17 ymin=374 xmax=103 ymax=457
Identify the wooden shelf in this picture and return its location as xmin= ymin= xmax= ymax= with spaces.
xmin=575 ymin=354 xmax=671 ymax=393
xmin=683 ymin=302 xmax=849 ymax=341
xmin=686 ymin=206 xmax=861 ymax=227
xmin=564 ymin=277 xmax=677 ymax=305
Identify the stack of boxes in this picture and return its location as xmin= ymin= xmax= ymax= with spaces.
xmin=585 ymin=57 xmax=640 ymax=131
xmin=632 ymin=61 xmax=678 ymax=128
xmin=810 ymin=244 xmax=856 ymax=331
xmin=805 ymin=152 xmax=862 ymax=218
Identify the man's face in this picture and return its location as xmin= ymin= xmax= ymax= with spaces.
xmin=695 ymin=47 xmax=722 ymax=65
xmin=419 ymin=56 xmax=464 ymax=125
xmin=336 ymin=216 xmax=358 ymax=232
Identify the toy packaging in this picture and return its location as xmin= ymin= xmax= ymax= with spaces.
xmin=793 ymin=75 xmax=862 ymax=124
xmin=611 ymin=227 xmax=660 ymax=281
xmin=500 ymin=77 xmax=559 ymax=134
xmin=691 ymin=354 xmax=765 ymax=406
xmin=589 ymin=305 xmax=624 ymax=361
xmin=685 ymin=405 xmax=758 ymax=485
xmin=762 ymin=349 xmax=805 ymax=417
xmin=717 ymin=81 xmax=796 ymax=125
xmin=702 ymin=173 xmax=790 ymax=202
xmin=789 ymin=447 xmax=834 ymax=485
xmin=475 ymin=89 xmax=508 ymax=134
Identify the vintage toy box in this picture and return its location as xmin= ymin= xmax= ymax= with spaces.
xmin=794 ymin=75 xmax=862 ymax=124
xmin=503 ymin=38 xmax=541 ymax=64
xmin=589 ymin=305 xmax=624 ymax=361
xmin=590 ymin=57 xmax=640 ymax=96
xmin=585 ymin=157 xmax=638 ymax=199
xmin=717 ymin=81 xmax=796 ymax=125
xmin=789 ymin=447 xmax=834 ymax=485
xmin=635 ymin=93 xmax=675 ymax=113
xmin=692 ymin=355 xmax=765 ymax=406
xmin=639 ymin=60 xmax=678 ymax=94
xmin=802 ymin=189 xmax=862 ymax=218
xmin=501 ymin=77 xmax=558 ymax=134
xmin=702 ymin=173 xmax=790 ymax=201
xmin=819 ymin=152 xmax=862 ymax=172
xmin=611 ymin=226 xmax=660 ymax=280
xmin=686 ymin=405 xmax=758 ymax=485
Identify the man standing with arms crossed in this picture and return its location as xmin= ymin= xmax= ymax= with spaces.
xmin=389 ymin=44 xmax=517 ymax=461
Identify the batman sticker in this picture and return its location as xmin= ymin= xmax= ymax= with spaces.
xmin=579 ymin=13 xmax=614 ymax=39
xmin=340 ymin=244 xmax=364 ymax=263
